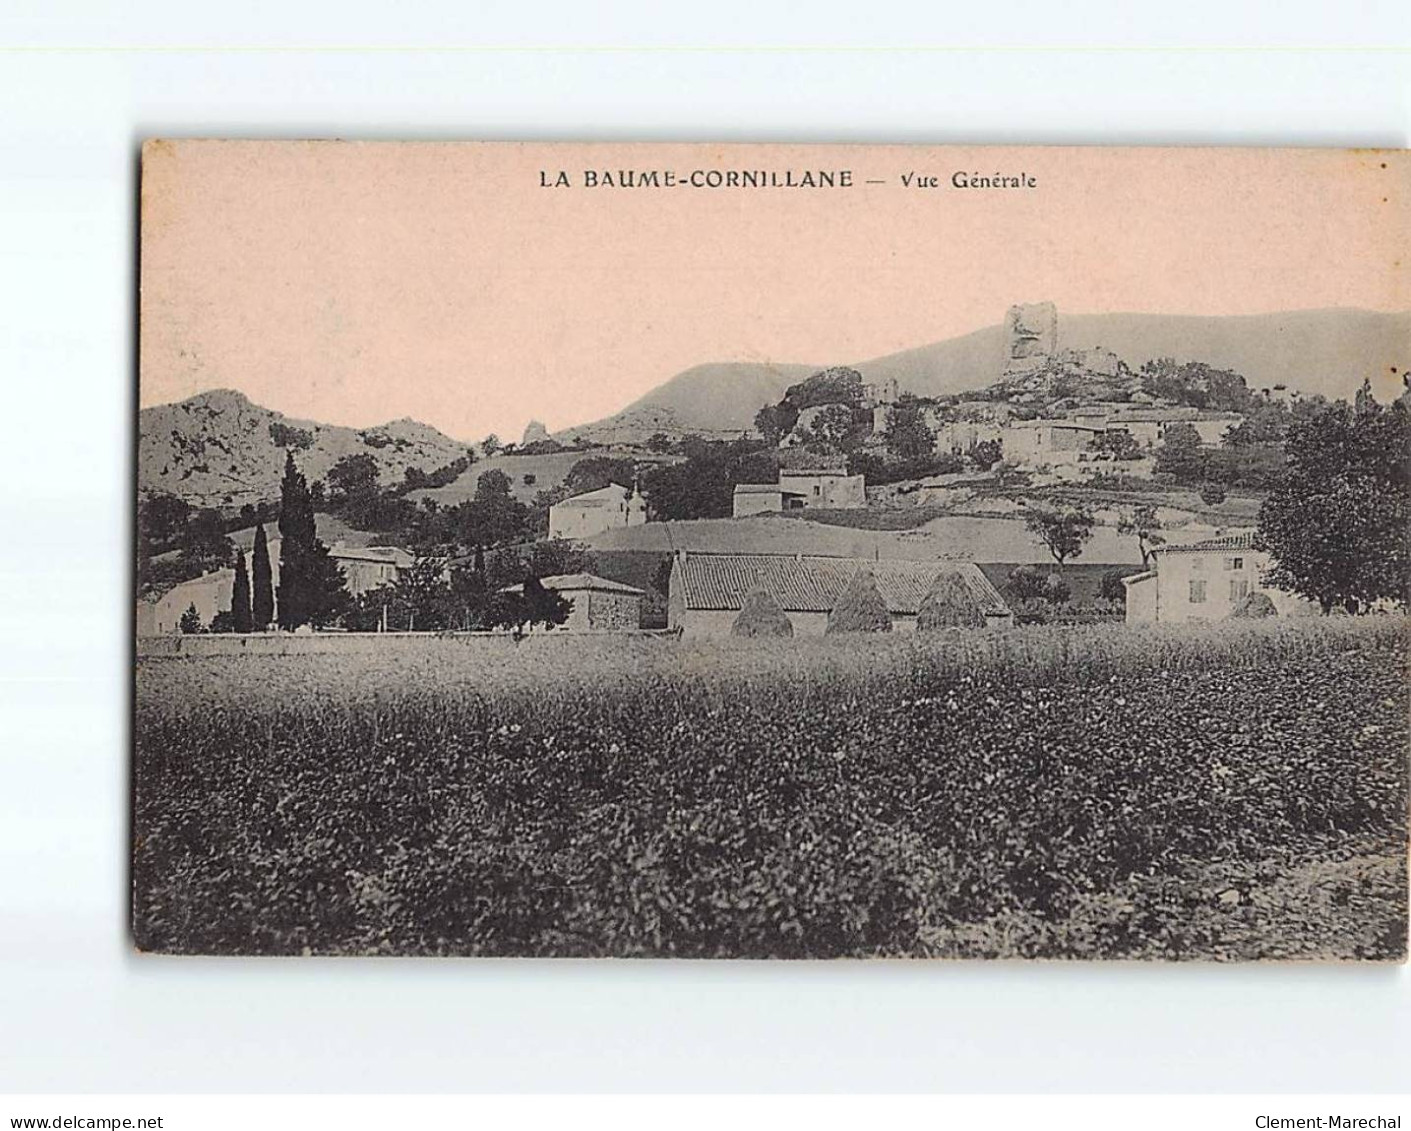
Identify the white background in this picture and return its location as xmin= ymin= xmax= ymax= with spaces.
xmin=1 ymin=0 xmax=1408 ymax=1095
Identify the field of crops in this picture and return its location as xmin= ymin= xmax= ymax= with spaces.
xmin=132 ymin=619 xmax=1409 ymax=960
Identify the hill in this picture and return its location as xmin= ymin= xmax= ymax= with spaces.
xmin=561 ymin=308 xmax=1410 ymax=440
xmin=138 ymin=389 xmax=472 ymax=507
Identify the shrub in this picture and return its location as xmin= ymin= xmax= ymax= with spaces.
xmin=1200 ymin=482 xmax=1228 ymax=505
xmin=1231 ymin=591 xmax=1278 ymax=618
xmin=826 ymin=569 xmax=892 ymax=634
xmin=731 ymin=588 xmax=794 ymax=638
xmin=1099 ymin=569 xmax=1129 ymax=603
xmin=917 ymin=572 xmax=985 ymax=630
xmin=1043 ymin=574 xmax=1072 ymax=606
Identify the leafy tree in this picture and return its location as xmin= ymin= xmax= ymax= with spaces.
xmin=646 ymin=432 xmax=675 ymax=454
xmin=1200 ymin=482 xmax=1228 ymax=506
xmin=230 ymin=549 xmax=253 ymax=633
xmin=522 ymin=575 xmax=572 ymax=629
xmin=178 ymin=604 xmax=203 ymax=635
xmin=251 ymin=521 xmax=272 ymax=626
xmin=1257 ymin=388 xmax=1411 ymax=613
xmin=800 ymin=404 xmax=860 ymax=453
xmin=968 ymin=439 xmax=1002 ymax=471
xmin=139 ymin=492 xmax=192 ymax=549
xmin=390 ymin=550 xmax=452 ymax=631
xmin=1089 ymin=430 xmax=1142 ymax=461
xmin=177 ymin=508 xmax=233 ymax=575
xmin=882 ymin=394 xmax=937 ymax=461
xmin=1117 ymin=504 xmax=1165 ymax=569
xmin=1023 ymin=504 xmax=1095 ymax=568
xmin=565 ymin=456 xmax=635 ymax=495
xmin=481 ymin=434 xmax=502 ymax=458
xmin=753 ymin=402 xmax=799 ymax=446
xmin=327 ymin=453 xmax=381 ymax=507
xmin=1099 ymin=569 xmax=1129 ymax=602
xmin=642 ymin=458 xmax=732 ymax=521
xmin=1225 ymin=402 xmax=1291 ymax=446
xmin=1154 ymin=422 xmax=1206 ymax=483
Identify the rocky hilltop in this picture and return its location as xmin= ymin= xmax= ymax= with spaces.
xmin=138 ymin=389 xmax=471 ymax=507
xmin=562 ymin=307 xmax=1410 ymax=441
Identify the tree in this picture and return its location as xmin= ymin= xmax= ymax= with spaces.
xmin=251 ymin=523 xmax=274 ymax=627
xmin=1099 ymin=569 xmax=1129 ymax=602
xmin=481 ymin=434 xmax=502 ymax=458
xmin=178 ymin=604 xmax=203 ymax=635
xmin=387 ymin=550 xmax=451 ymax=631
xmin=882 ymin=394 xmax=937 ymax=461
xmin=326 ymin=453 xmax=381 ymax=505
xmin=784 ymin=366 xmax=865 ymax=410
xmin=968 ymin=438 xmax=1002 ymax=471
xmin=1257 ymin=391 xmax=1411 ymax=613
xmin=522 ymin=575 xmax=572 ymax=629
xmin=565 ymin=456 xmax=635 ymax=495
xmin=230 ymin=550 xmax=253 ymax=633
xmin=276 ymin=452 xmax=318 ymax=630
xmin=1089 ymin=430 xmax=1142 ymax=461
xmin=300 ymin=541 xmax=351 ymax=628
xmin=646 ymin=432 xmax=675 ymax=454
xmin=1154 ymin=423 xmax=1206 ymax=483
xmin=753 ymin=403 xmax=797 ymax=447
xmin=802 ymin=403 xmax=864 ymax=454
xmin=1200 ymin=482 xmax=1228 ymax=506
xmin=1023 ymin=504 xmax=1095 ymax=568
xmin=177 ymin=508 xmax=233 ymax=575
xmin=1117 ymin=504 xmax=1165 ymax=569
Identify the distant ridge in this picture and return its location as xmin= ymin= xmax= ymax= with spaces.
xmin=563 ymin=307 xmax=1411 ymax=440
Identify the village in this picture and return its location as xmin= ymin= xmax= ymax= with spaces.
xmin=136 ymin=301 xmax=1400 ymax=648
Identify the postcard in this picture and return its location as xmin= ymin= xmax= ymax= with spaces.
xmin=135 ymin=141 xmax=1408 ymax=958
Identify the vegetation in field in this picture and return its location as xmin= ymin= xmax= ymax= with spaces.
xmin=133 ymin=619 xmax=1408 ymax=960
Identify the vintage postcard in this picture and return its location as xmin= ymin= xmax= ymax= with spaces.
xmin=134 ymin=141 xmax=1409 ymax=959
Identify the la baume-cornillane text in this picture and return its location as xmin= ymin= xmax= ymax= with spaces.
xmin=539 ymin=169 xmax=853 ymax=189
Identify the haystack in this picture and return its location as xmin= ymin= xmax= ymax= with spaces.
xmin=1230 ymin=591 xmax=1278 ymax=618
xmin=826 ymin=567 xmax=892 ymax=634
xmin=917 ymin=570 xmax=985 ymax=631
xmin=731 ymin=587 xmax=794 ymax=638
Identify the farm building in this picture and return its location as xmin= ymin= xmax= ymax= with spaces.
xmin=1001 ymin=419 xmax=1103 ymax=467
xmin=1121 ymin=531 xmax=1314 ymax=624
xmin=137 ymin=538 xmax=418 ymax=634
xmin=667 ymin=551 xmax=1013 ymax=637
xmin=548 ymin=482 xmax=647 ymax=540
xmin=328 ymin=543 xmax=415 ymax=596
xmin=1102 ymin=407 xmax=1243 ymax=449
xmin=137 ymin=569 xmax=236 ymax=636
xmin=500 ymin=572 xmax=644 ymax=632
xmin=731 ymin=469 xmax=866 ymax=517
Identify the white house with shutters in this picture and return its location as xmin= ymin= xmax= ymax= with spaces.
xmin=1121 ymin=531 xmax=1315 ymax=623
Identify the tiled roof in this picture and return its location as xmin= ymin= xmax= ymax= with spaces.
xmin=1160 ymin=531 xmax=1258 ymax=554
xmin=674 ymin=553 xmax=1011 ymax=616
xmin=330 ymin=545 xmax=415 ymax=566
xmin=733 ymin=483 xmax=786 ymax=494
xmin=502 ymin=572 xmax=644 ymax=596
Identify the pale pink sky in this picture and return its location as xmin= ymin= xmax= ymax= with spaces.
xmin=140 ymin=142 xmax=1408 ymax=442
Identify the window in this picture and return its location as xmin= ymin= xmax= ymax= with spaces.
xmin=1230 ymin=579 xmax=1249 ymax=602
xmin=1191 ymin=556 xmax=1205 ymax=571
xmin=1224 ymin=556 xmax=1244 ymax=571
xmin=1189 ymin=579 xmax=1207 ymax=604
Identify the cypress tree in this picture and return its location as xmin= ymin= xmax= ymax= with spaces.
xmin=251 ymin=523 xmax=274 ymax=628
xmin=231 ymin=549 xmax=253 ymax=633
xmin=277 ymin=452 xmax=317 ymax=630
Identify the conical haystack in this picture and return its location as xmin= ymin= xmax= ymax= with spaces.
xmin=731 ymin=587 xmax=794 ymax=638
xmin=917 ymin=570 xmax=985 ymax=631
xmin=826 ymin=568 xmax=892 ymax=634
xmin=1230 ymin=591 xmax=1278 ymax=619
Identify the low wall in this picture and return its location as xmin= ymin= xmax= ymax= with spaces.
xmin=136 ymin=629 xmax=680 ymax=659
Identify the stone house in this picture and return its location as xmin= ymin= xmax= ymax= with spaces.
xmin=500 ymin=572 xmax=644 ymax=632
xmin=1121 ymin=531 xmax=1314 ymax=624
xmin=327 ymin=544 xmax=416 ymax=596
xmin=668 ymin=551 xmax=1012 ymax=637
xmin=548 ymin=482 xmax=647 ymax=541
xmin=731 ymin=469 xmax=866 ymax=517
xmin=1002 ymin=419 xmax=1104 ymax=467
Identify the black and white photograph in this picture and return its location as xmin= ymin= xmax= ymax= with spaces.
xmin=132 ymin=142 xmax=1409 ymax=961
